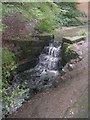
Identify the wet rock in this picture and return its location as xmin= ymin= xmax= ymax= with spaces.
xmin=68 ymin=64 xmax=74 ymax=71
xmin=77 ymin=41 xmax=85 ymax=45
xmin=60 ymin=68 xmax=66 ymax=76
xmin=62 ymin=36 xmax=86 ymax=44
xmin=78 ymin=55 xmax=83 ymax=61
xmin=60 ymin=76 xmax=64 ymax=81
xmin=73 ymin=49 xmax=83 ymax=61
xmin=62 ymin=42 xmax=78 ymax=66
xmin=78 ymin=51 xmax=83 ymax=56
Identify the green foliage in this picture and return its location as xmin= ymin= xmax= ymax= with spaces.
xmin=55 ymin=2 xmax=86 ymax=26
xmin=2 ymin=83 xmax=30 ymax=115
xmin=36 ymin=17 xmax=59 ymax=32
xmin=21 ymin=2 xmax=60 ymax=32
xmin=2 ymin=48 xmax=31 ymax=116
xmin=1 ymin=48 xmax=31 ymax=118
xmin=0 ymin=24 xmax=7 ymax=32
xmin=56 ymin=2 xmax=79 ymax=8
xmin=2 ymin=48 xmax=15 ymax=64
xmin=2 ymin=2 xmax=86 ymax=33
xmin=2 ymin=3 xmax=17 ymax=16
xmin=2 ymin=48 xmax=17 ymax=88
xmin=65 ymin=45 xmax=74 ymax=56
xmin=78 ymin=30 xmax=87 ymax=36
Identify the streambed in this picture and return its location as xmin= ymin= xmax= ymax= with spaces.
xmin=2 ymin=40 xmax=62 ymax=118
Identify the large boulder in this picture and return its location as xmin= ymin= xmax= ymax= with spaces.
xmin=61 ymin=42 xmax=78 ymax=66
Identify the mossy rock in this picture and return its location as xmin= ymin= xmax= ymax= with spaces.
xmin=61 ymin=43 xmax=78 ymax=66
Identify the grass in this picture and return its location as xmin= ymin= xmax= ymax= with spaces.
xmin=2 ymin=2 xmax=85 ymax=33
xmin=2 ymin=2 xmax=61 ymax=32
xmin=78 ymin=29 xmax=88 ymax=36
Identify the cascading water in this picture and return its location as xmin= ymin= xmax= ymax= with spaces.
xmin=2 ymin=40 xmax=62 ymax=118
xmin=16 ymin=40 xmax=62 ymax=89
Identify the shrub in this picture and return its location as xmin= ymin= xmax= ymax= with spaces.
xmin=2 ymin=48 xmax=30 ymax=117
xmin=36 ymin=17 xmax=59 ymax=32
xmin=78 ymin=30 xmax=87 ymax=36
xmin=55 ymin=2 xmax=86 ymax=26
xmin=2 ymin=2 xmax=87 ymax=33
xmin=2 ymin=48 xmax=17 ymax=87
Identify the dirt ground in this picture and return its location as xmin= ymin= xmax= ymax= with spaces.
xmin=8 ymin=28 xmax=88 ymax=118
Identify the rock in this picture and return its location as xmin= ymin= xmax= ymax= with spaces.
xmin=78 ymin=51 xmax=83 ymax=56
xmin=60 ymin=76 xmax=64 ymax=80
xmin=68 ymin=64 xmax=74 ymax=71
xmin=70 ymin=59 xmax=76 ymax=64
xmin=78 ymin=55 xmax=83 ymax=61
xmin=77 ymin=41 xmax=85 ymax=45
xmin=60 ymin=68 xmax=66 ymax=76
xmin=75 ymin=50 xmax=83 ymax=61
xmin=62 ymin=42 xmax=78 ymax=65
xmin=62 ymin=36 xmax=86 ymax=44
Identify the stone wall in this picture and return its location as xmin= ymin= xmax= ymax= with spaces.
xmin=3 ymin=35 xmax=53 ymax=72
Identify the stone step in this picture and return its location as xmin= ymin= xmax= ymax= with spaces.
xmin=62 ymin=36 xmax=86 ymax=44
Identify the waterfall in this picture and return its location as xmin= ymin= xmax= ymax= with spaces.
xmin=16 ymin=40 xmax=62 ymax=89
xmin=2 ymin=40 xmax=62 ymax=117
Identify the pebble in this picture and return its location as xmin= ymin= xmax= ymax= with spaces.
xmin=78 ymin=51 xmax=83 ymax=56
xmin=78 ymin=55 xmax=83 ymax=61
xmin=60 ymin=76 xmax=64 ymax=80
xmin=68 ymin=64 xmax=74 ymax=70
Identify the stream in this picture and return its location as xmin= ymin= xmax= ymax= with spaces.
xmin=2 ymin=40 xmax=62 ymax=118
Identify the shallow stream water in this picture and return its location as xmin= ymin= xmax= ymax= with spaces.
xmin=2 ymin=40 xmax=62 ymax=118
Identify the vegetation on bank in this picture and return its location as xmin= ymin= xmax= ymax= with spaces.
xmin=2 ymin=48 xmax=17 ymax=87
xmin=2 ymin=2 xmax=86 ymax=33
xmin=2 ymin=48 xmax=30 ymax=117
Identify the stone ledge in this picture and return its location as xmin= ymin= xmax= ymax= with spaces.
xmin=62 ymin=36 xmax=86 ymax=44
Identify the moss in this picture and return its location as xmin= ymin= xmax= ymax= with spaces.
xmin=2 ymin=48 xmax=15 ymax=64
xmin=62 ymin=43 xmax=78 ymax=66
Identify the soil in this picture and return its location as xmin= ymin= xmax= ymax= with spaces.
xmin=8 ymin=32 xmax=88 ymax=118
xmin=2 ymin=13 xmax=39 ymax=41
